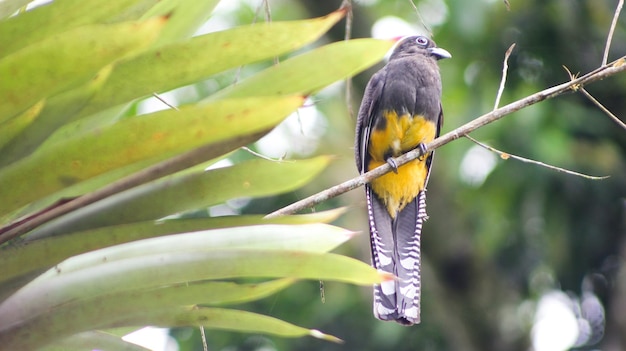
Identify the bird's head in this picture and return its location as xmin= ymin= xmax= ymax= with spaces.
xmin=390 ymin=35 xmax=451 ymax=61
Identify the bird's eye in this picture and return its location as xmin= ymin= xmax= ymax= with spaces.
xmin=415 ymin=37 xmax=428 ymax=46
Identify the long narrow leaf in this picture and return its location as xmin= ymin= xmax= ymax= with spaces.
xmin=25 ymin=156 xmax=329 ymax=237
xmin=42 ymin=330 xmax=151 ymax=351
xmin=19 ymin=279 xmax=296 ymax=351
xmin=3 ymin=222 xmax=353 ymax=284
xmin=139 ymin=0 xmax=219 ymax=46
xmin=0 ymin=100 xmax=44 ymax=151
xmin=0 ymin=16 xmax=167 ymax=121
xmin=0 ymin=250 xmax=385 ymax=327
xmin=123 ymin=307 xmax=342 ymax=341
xmin=44 ymin=224 xmax=355 ymax=274
xmin=0 ymin=64 xmax=114 ymax=167
xmin=0 ymin=0 xmax=140 ymax=56
xmin=3 ymin=306 xmax=339 ymax=350
xmin=1 ymin=209 xmax=348 ymax=286
xmin=14 ymin=279 xmax=295 ymax=348
xmin=210 ymin=38 xmax=396 ymax=100
xmin=76 ymin=11 xmax=345 ymax=119
xmin=0 ymin=96 xmax=304 ymax=214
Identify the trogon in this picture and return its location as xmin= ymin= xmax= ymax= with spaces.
xmin=355 ymin=35 xmax=450 ymax=325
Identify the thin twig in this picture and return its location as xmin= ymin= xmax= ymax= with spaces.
xmin=580 ymin=88 xmax=626 ymax=130
xmin=151 ymin=93 xmax=179 ymax=111
xmin=263 ymin=0 xmax=271 ymax=23
xmin=564 ymin=64 xmax=626 ymax=130
xmin=562 ymin=65 xmax=580 ymax=82
xmin=485 ymin=44 xmax=608 ymax=179
xmin=341 ymin=0 xmax=354 ymax=120
xmin=408 ymin=0 xmax=432 ymax=37
xmin=603 ymin=0 xmax=624 ymax=66
xmin=265 ymin=56 xmax=626 ymax=218
xmin=494 ymin=43 xmax=516 ymax=110
xmin=240 ymin=146 xmax=289 ymax=162
xmin=262 ymin=0 xmax=279 ymax=66
xmin=464 ymin=134 xmax=609 ymax=180
xmin=233 ymin=0 xmax=272 ymax=84
xmin=199 ymin=326 xmax=208 ymax=351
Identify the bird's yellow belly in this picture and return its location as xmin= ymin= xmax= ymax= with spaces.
xmin=367 ymin=111 xmax=437 ymax=218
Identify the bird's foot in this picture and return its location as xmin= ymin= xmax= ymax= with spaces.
xmin=416 ymin=143 xmax=428 ymax=161
xmin=386 ymin=157 xmax=399 ymax=174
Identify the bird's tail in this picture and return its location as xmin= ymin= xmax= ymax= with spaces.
xmin=367 ymin=187 xmax=427 ymax=325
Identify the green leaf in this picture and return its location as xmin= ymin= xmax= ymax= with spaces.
xmin=108 ymin=0 xmax=163 ymax=23
xmin=13 ymin=152 xmax=217 ymax=222
xmin=7 ymin=306 xmax=339 ymax=350
xmin=0 ymin=16 xmax=168 ymax=122
xmin=26 ymin=156 xmax=330 ymax=237
xmin=40 ymin=279 xmax=296 ymax=330
xmin=1 ymin=209 xmax=348 ymax=287
xmin=130 ymin=307 xmax=343 ymax=342
xmin=47 ymin=224 xmax=355 ymax=274
xmin=41 ymin=102 xmax=130 ymax=148
xmin=1 ymin=250 xmax=383 ymax=323
xmin=103 ymin=327 xmax=144 ymax=338
xmin=0 ymin=247 xmax=381 ymax=347
xmin=0 ymin=0 xmax=141 ymax=57
xmin=140 ymin=0 xmax=220 ymax=46
xmin=0 ymin=96 xmax=305 ymax=214
xmin=0 ymin=100 xmax=44 ymax=151
xmin=210 ymin=38 xmax=396 ymax=100
xmin=76 ymin=11 xmax=346 ymax=119
xmin=4 ymin=222 xmax=354 ymax=285
xmin=0 ymin=64 xmax=114 ymax=167
xmin=137 ymin=279 xmax=296 ymax=306
xmin=42 ymin=331 xmax=151 ymax=351
xmin=24 ymin=280 xmax=296 ymax=351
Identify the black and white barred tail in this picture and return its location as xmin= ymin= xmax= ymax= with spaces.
xmin=367 ymin=187 xmax=428 ymax=325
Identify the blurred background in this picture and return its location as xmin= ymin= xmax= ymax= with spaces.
xmin=136 ymin=0 xmax=626 ymax=350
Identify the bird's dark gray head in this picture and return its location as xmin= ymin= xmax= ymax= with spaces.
xmin=390 ymin=35 xmax=451 ymax=61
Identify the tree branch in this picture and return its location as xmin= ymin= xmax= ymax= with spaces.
xmin=479 ymin=44 xmax=612 ymax=178
xmin=265 ymin=56 xmax=626 ymax=218
xmin=603 ymin=0 xmax=624 ymax=66
xmin=564 ymin=64 xmax=626 ymax=130
xmin=494 ymin=43 xmax=516 ymax=110
xmin=464 ymin=134 xmax=609 ymax=180
xmin=579 ymin=87 xmax=626 ymax=130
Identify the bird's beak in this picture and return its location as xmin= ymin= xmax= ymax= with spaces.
xmin=428 ymin=47 xmax=452 ymax=60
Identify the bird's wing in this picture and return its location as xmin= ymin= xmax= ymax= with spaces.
xmin=355 ymin=69 xmax=386 ymax=174
xmin=355 ymin=68 xmax=402 ymax=321
xmin=423 ymin=104 xmax=443 ymax=187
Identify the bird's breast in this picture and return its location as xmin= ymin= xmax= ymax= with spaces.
xmin=368 ymin=110 xmax=437 ymax=161
xmin=367 ymin=110 xmax=437 ymax=217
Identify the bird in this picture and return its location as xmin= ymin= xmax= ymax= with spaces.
xmin=355 ymin=35 xmax=450 ymax=325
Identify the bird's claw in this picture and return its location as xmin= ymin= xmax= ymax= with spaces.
xmin=386 ymin=158 xmax=399 ymax=174
xmin=417 ymin=143 xmax=428 ymax=161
